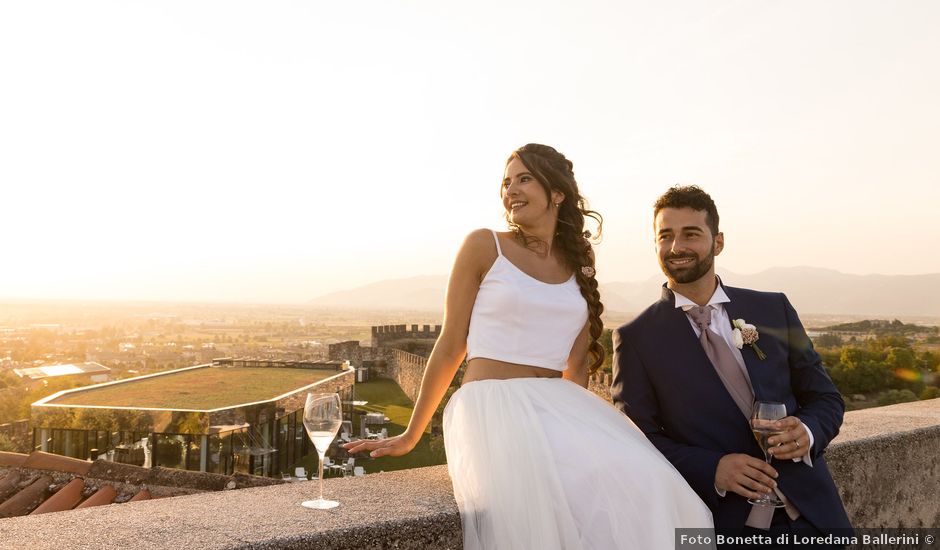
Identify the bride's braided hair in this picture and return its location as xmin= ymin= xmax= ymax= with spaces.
xmin=504 ymin=144 xmax=606 ymax=374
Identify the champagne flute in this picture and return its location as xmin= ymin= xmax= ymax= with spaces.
xmin=748 ymin=401 xmax=787 ymax=508
xmin=301 ymin=393 xmax=343 ymax=510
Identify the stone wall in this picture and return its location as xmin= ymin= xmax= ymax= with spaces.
xmin=385 ymin=349 xmax=428 ymax=403
xmin=826 ymin=398 xmax=940 ymax=528
xmin=2 ymin=400 xmax=938 ymax=549
xmin=328 ymin=341 xmax=367 ymax=365
xmin=588 ymin=372 xmax=612 ymax=402
xmin=372 ymin=324 xmax=441 ymax=349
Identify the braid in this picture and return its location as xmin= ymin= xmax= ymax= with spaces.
xmin=557 ymin=229 xmax=605 ymax=374
xmin=505 ymin=144 xmax=606 ymax=374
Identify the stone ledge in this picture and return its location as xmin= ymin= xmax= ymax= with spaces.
xmin=1 ymin=400 xmax=937 ymax=549
xmin=0 ymin=464 xmax=459 ymax=550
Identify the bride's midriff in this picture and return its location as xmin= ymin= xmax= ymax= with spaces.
xmin=462 ymin=357 xmax=563 ymax=385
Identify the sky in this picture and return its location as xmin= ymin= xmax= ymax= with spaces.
xmin=2 ymin=1 xmax=938 ymax=304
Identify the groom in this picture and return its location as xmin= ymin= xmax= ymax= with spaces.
xmin=612 ymin=185 xmax=851 ymax=535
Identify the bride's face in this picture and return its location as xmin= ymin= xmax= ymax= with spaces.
xmin=655 ymin=207 xmax=724 ymax=284
xmin=501 ymin=157 xmax=563 ymax=228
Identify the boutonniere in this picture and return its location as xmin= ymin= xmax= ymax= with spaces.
xmin=731 ymin=319 xmax=767 ymax=360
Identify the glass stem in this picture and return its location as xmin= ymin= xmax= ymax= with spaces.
xmin=762 ymin=453 xmax=772 ymax=502
xmin=317 ymin=451 xmax=325 ymax=500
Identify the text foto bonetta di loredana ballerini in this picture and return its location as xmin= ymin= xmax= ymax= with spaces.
xmin=680 ymin=532 xmax=929 ymax=547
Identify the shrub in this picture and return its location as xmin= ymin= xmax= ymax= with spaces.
xmin=877 ymin=389 xmax=918 ymax=406
xmin=920 ymin=386 xmax=940 ymax=400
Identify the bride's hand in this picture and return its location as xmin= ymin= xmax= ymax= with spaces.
xmin=342 ymin=433 xmax=418 ymax=458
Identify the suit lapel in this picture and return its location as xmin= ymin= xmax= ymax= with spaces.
xmin=660 ymin=285 xmax=752 ymax=419
xmin=659 ymin=286 xmax=711 ymax=360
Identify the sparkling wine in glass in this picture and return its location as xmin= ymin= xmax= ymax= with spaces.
xmin=301 ymin=392 xmax=343 ymax=510
xmin=749 ymin=401 xmax=787 ymax=508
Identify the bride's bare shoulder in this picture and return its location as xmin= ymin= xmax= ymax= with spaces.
xmin=461 ymin=228 xmax=498 ymax=252
xmin=454 ymin=229 xmax=500 ymax=271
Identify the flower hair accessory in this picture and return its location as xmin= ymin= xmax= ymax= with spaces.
xmin=580 ymin=266 xmax=596 ymax=278
xmin=731 ymin=318 xmax=767 ymax=360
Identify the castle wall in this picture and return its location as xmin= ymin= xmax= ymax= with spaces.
xmin=384 ymin=349 xmax=428 ymax=403
xmin=371 ymin=324 xmax=441 ymax=349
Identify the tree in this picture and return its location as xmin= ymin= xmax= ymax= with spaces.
xmin=829 ymin=360 xmax=893 ymax=395
xmin=867 ymin=335 xmax=910 ymax=354
xmin=917 ymin=351 xmax=940 ymax=372
xmin=813 ymin=333 xmax=843 ymax=348
xmin=74 ymin=408 xmax=117 ymax=431
xmin=840 ymin=346 xmax=876 ymax=366
xmin=885 ymin=347 xmax=915 ymax=371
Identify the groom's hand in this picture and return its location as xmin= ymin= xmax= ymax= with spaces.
xmin=715 ymin=454 xmax=778 ymax=500
xmin=766 ymin=417 xmax=810 ymax=460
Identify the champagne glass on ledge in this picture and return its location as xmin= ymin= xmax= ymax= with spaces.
xmin=302 ymin=392 xmax=342 ymax=510
xmin=749 ymin=401 xmax=787 ymax=508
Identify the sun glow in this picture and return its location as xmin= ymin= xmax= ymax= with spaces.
xmin=2 ymin=1 xmax=939 ymax=303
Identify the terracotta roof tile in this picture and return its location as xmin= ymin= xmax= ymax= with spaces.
xmin=29 ymin=478 xmax=85 ymax=515
xmin=127 ymin=489 xmax=151 ymax=502
xmin=22 ymin=452 xmax=92 ymax=476
xmin=0 ymin=475 xmax=52 ymax=518
xmin=75 ymin=484 xmax=117 ymax=508
xmin=0 ymin=471 xmax=22 ymax=502
xmin=0 ymin=452 xmax=28 ymax=469
xmin=0 ymin=450 xmax=283 ymax=520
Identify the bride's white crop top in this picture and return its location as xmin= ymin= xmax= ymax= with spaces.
xmin=466 ymin=231 xmax=589 ymax=371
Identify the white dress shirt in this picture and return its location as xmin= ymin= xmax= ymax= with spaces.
xmin=671 ymin=284 xmax=814 ymax=496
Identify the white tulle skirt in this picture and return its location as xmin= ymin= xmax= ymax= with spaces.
xmin=443 ymin=377 xmax=713 ymax=550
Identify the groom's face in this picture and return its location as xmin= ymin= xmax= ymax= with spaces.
xmin=654 ymin=207 xmax=724 ymax=284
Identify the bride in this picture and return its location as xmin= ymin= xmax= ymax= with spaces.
xmin=345 ymin=143 xmax=713 ymax=549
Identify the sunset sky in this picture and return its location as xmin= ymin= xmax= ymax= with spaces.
xmin=2 ymin=1 xmax=938 ymax=304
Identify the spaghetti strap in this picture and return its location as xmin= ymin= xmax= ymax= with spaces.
xmin=490 ymin=230 xmax=503 ymax=256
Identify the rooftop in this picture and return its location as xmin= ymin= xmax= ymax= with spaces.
xmin=0 ymin=450 xmax=282 ymax=521
xmin=13 ymin=362 xmax=110 ymax=381
xmin=44 ymin=365 xmax=341 ymax=410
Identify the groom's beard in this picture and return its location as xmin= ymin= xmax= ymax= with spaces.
xmin=660 ymin=249 xmax=715 ymax=284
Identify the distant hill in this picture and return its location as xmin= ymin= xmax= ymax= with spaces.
xmin=816 ymin=319 xmax=938 ymax=335
xmin=718 ymin=267 xmax=940 ymax=317
xmin=308 ymin=275 xmax=447 ymax=311
xmin=308 ymin=268 xmax=940 ymax=317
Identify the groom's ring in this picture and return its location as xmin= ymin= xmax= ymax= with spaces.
xmin=794 ymin=440 xmax=800 ymax=448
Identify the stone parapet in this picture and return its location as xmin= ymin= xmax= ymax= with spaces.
xmin=2 ymin=399 xmax=937 ymax=548
xmin=828 ymin=398 xmax=940 ymax=528
xmin=372 ymin=324 xmax=441 ymax=349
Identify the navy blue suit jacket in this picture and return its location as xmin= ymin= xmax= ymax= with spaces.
xmin=612 ymin=284 xmax=851 ymax=531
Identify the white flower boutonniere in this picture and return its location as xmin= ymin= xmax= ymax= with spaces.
xmin=732 ymin=318 xmax=767 ymax=360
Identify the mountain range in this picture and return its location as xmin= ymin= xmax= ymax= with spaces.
xmin=308 ymin=267 xmax=940 ymax=317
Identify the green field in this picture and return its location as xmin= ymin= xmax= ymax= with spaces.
xmin=296 ymin=377 xmax=447 ymax=476
xmin=50 ymin=367 xmax=340 ymax=410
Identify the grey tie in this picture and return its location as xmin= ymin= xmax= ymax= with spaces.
xmin=686 ymin=305 xmax=800 ymax=528
xmin=687 ymin=305 xmax=754 ymax=418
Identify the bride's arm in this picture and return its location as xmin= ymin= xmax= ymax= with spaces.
xmin=343 ymin=229 xmax=492 ymax=458
xmin=563 ymin=322 xmax=591 ymax=388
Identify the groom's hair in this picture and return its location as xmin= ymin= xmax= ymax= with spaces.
xmin=653 ymin=185 xmax=720 ymax=236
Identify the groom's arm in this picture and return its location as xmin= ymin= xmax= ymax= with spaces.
xmin=612 ymin=327 xmax=724 ymax=509
xmin=780 ymin=293 xmax=845 ymax=459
